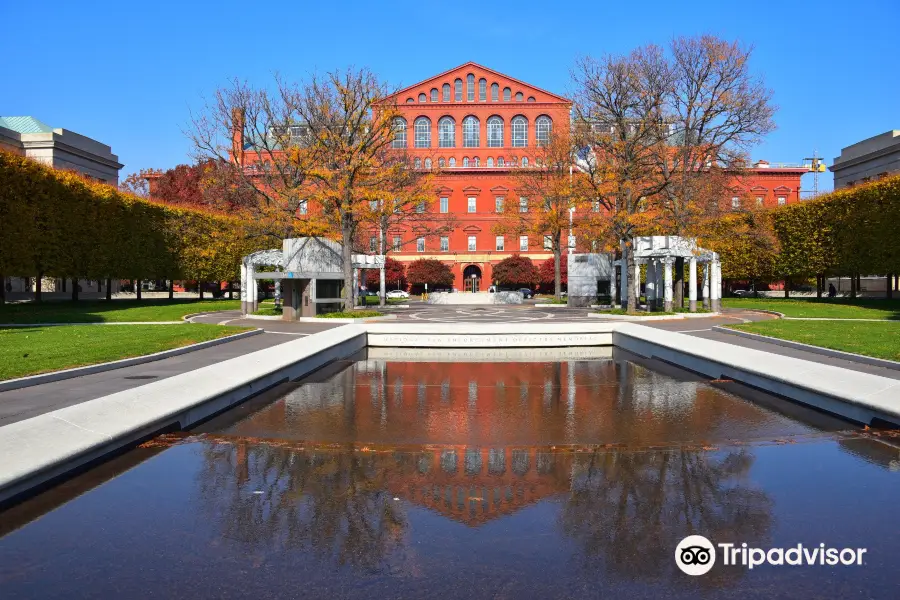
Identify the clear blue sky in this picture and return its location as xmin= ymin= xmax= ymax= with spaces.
xmin=3 ymin=0 xmax=898 ymax=192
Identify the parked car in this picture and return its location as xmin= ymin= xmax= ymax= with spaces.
xmin=386 ymin=289 xmax=409 ymax=299
xmin=519 ymin=288 xmax=534 ymax=299
xmin=733 ymin=288 xmax=756 ymax=297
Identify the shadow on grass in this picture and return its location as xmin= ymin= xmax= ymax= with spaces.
xmin=0 ymin=299 xmax=240 ymax=324
xmin=724 ymin=296 xmax=900 ymax=321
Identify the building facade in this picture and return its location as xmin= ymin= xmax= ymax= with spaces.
xmin=830 ymin=130 xmax=900 ymax=189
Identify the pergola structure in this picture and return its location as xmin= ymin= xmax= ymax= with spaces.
xmin=612 ymin=236 xmax=721 ymax=312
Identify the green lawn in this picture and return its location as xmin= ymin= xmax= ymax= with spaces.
xmin=361 ymin=296 xmax=408 ymax=306
xmin=0 ymin=324 xmax=252 ymax=380
xmin=727 ymin=320 xmax=900 ymax=362
xmin=317 ymin=311 xmax=383 ymax=319
xmin=0 ymin=299 xmax=241 ymax=324
xmin=722 ymin=298 xmax=900 ymax=320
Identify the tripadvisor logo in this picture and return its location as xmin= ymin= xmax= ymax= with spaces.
xmin=675 ymin=535 xmax=868 ymax=575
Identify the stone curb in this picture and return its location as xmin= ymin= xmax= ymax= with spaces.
xmin=712 ymin=326 xmax=900 ymax=372
xmin=0 ymin=329 xmax=265 ymax=393
xmin=534 ymin=303 xmax=572 ymax=308
xmin=296 ymin=315 xmax=397 ymax=324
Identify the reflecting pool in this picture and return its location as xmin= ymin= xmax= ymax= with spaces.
xmin=2 ymin=348 xmax=899 ymax=599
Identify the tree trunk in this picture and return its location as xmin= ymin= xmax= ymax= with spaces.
xmin=850 ymin=274 xmax=857 ymax=298
xmin=887 ymin=274 xmax=893 ymax=299
xmin=106 ymin=278 xmax=112 ymax=301
xmin=169 ymin=280 xmax=174 ymax=300
xmin=199 ymin=281 xmax=204 ymax=300
xmin=71 ymin=278 xmax=79 ymax=301
xmin=35 ymin=272 xmax=43 ymax=302
xmin=673 ymin=257 xmax=684 ymax=310
xmin=856 ymin=273 xmax=862 ymax=294
xmin=228 ymin=282 xmax=234 ymax=299
xmin=0 ymin=274 xmax=5 ymax=305
xmin=752 ymin=277 xmax=759 ymax=298
xmin=625 ymin=242 xmax=637 ymax=313
xmin=136 ymin=279 xmax=142 ymax=300
xmin=816 ymin=275 xmax=822 ymax=298
xmin=342 ymin=224 xmax=354 ymax=312
xmin=783 ymin=277 xmax=790 ymax=299
xmin=554 ymin=243 xmax=562 ymax=300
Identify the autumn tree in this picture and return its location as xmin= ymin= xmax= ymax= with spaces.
xmin=118 ymin=172 xmax=149 ymax=197
xmin=654 ymin=35 xmax=776 ymax=306
xmin=492 ymin=254 xmax=540 ymax=287
xmin=573 ymin=46 xmax=671 ymax=312
xmin=365 ymin=256 xmax=406 ymax=291
xmin=406 ymin=258 xmax=453 ymax=293
xmin=500 ymin=130 xmax=591 ymax=300
xmin=539 ymin=256 xmax=567 ymax=292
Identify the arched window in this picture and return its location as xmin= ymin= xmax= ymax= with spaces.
xmin=418 ymin=92 xmax=427 ymax=103
xmin=522 ymin=157 xmax=529 ymax=167
xmin=497 ymin=157 xmax=504 ymax=167
xmin=491 ymin=83 xmax=499 ymax=101
xmin=406 ymin=97 xmax=414 ymax=103
xmin=467 ymin=74 xmax=475 ymax=101
xmin=414 ymin=117 xmax=431 ymax=148
xmin=511 ymin=116 xmax=527 ymax=147
xmin=503 ymin=87 xmax=511 ymax=101
xmin=515 ymin=92 xmax=523 ymax=102
xmin=487 ymin=116 xmax=504 ymax=147
xmin=392 ymin=117 xmax=407 ymax=148
xmin=438 ymin=157 xmax=445 ymax=168
xmin=487 ymin=157 xmax=494 ymax=167
xmin=438 ymin=117 xmax=455 ymax=148
xmin=463 ymin=157 xmax=470 ymax=167
xmin=449 ymin=157 xmax=456 ymax=167
xmin=442 ymin=83 xmax=451 ymax=102
xmin=527 ymin=96 xmax=536 ymax=103
xmin=535 ymin=116 xmax=552 ymax=146
xmin=454 ymin=78 xmax=463 ymax=101
xmin=473 ymin=157 xmax=480 ymax=167
xmin=479 ymin=78 xmax=487 ymax=101
xmin=463 ymin=116 xmax=480 ymax=147
xmin=424 ymin=157 xmax=432 ymax=169
xmin=414 ymin=157 xmax=422 ymax=169
xmin=431 ymin=88 xmax=438 ymax=102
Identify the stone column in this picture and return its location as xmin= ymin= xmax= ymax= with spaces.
xmin=663 ymin=259 xmax=673 ymax=312
xmin=711 ymin=261 xmax=721 ymax=312
xmin=240 ymin=262 xmax=248 ymax=314
xmin=645 ymin=260 xmax=656 ymax=312
xmin=274 ymin=279 xmax=281 ymax=307
xmin=689 ymin=257 xmax=697 ymax=312
xmin=702 ymin=263 xmax=711 ymax=310
xmin=379 ymin=266 xmax=386 ymax=306
xmin=655 ymin=259 xmax=664 ymax=310
xmin=608 ymin=260 xmax=617 ymax=308
xmin=633 ymin=261 xmax=641 ymax=310
xmin=620 ymin=261 xmax=628 ymax=310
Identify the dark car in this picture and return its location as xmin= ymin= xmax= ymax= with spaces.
xmin=519 ymin=288 xmax=534 ymax=299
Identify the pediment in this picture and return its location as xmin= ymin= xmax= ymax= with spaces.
xmin=462 ymin=185 xmax=482 ymax=194
xmin=463 ymin=225 xmax=482 ymax=233
xmin=773 ymin=185 xmax=792 ymax=192
xmin=490 ymin=185 xmax=510 ymax=194
xmin=435 ymin=185 xmax=454 ymax=194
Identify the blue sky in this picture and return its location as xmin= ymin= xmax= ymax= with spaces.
xmin=2 ymin=0 xmax=897 ymax=192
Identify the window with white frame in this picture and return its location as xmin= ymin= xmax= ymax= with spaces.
xmin=777 ymin=196 xmax=786 ymax=205
xmin=519 ymin=235 xmax=528 ymax=251
xmin=756 ymin=196 xmax=764 ymax=207
xmin=496 ymin=235 xmax=504 ymax=251
xmin=438 ymin=157 xmax=445 ymax=168
xmin=454 ymin=78 xmax=463 ymax=101
xmin=468 ymin=236 xmax=476 ymax=251
xmin=467 ymin=74 xmax=475 ymax=101
xmin=440 ymin=236 xmax=449 ymax=252
xmin=440 ymin=197 xmax=448 ymax=213
xmin=515 ymin=92 xmax=523 ymax=102
xmin=487 ymin=116 xmax=503 ymax=147
xmin=511 ymin=116 xmax=527 ymax=147
xmin=414 ymin=117 xmax=431 ymax=148
xmin=393 ymin=236 xmax=401 ymax=251
xmin=448 ymin=157 xmax=456 ymax=167
xmin=497 ymin=157 xmax=504 ymax=167
xmin=463 ymin=157 xmax=470 ymax=167
xmin=369 ymin=236 xmax=377 ymax=252
xmin=424 ymin=158 xmax=432 ymax=169
xmin=442 ymin=83 xmax=451 ymax=102
xmin=431 ymin=88 xmax=438 ymax=102
xmin=519 ymin=197 xmax=528 ymax=212
xmin=486 ymin=157 xmax=494 ymax=167
xmin=544 ymin=235 xmax=552 ymax=250
xmin=299 ymin=200 xmax=308 ymax=215
xmin=535 ymin=115 xmax=552 ymax=146
xmin=392 ymin=117 xmax=407 ymax=148
xmin=495 ymin=196 xmax=504 ymax=212
xmin=479 ymin=78 xmax=487 ymax=101
xmin=416 ymin=201 xmax=425 ymax=213
xmin=463 ymin=116 xmax=480 ymax=147
xmin=473 ymin=157 xmax=480 ymax=167
xmin=731 ymin=196 xmax=740 ymax=209
xmin=503 ymin=87 xmax=511 ymax=101
xmin=417 ymin=237 xmax=425 ymax=252
xmin=418 ymin=92 xmax=426 ymax=103
xmin=414 ymin=157 xmax=421 ymax=169
xmin=468 ymin=197 xmax=476 ymax=213
xmin=439 ymin=116 xmax=455 ymax=147
xmin=522 ymin=157 xmax=529 ymax=167
xmin=491 ymin=82 xmax=499 ymax=101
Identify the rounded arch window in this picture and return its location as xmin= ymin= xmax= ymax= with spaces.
xmin=463 ymin=116 xmax=480 ymax=147
xmin=449 ymin=157 xmax=456 ymax=167
xmin=414 ymin=157 xmax=421 ymax=169
xmin=392 ymin=117 xmax=407 ymax=148
xmin=424 ymin=157 xmax=432 ymax=169
xmin=473 ymin=157 xmax=480 ymax=167
xmin=487 ymin=116 xmax=504 ymax=148
xmin=454 ymin=78 xmax=463 ymax=101
xmin=527 ymin=96 xmax=536 ymax=103
xmin=503 ymin=87 xmax=511 ymax=101
xmin=438 ymin=157 xmax=445 ymax=168
xmin=414 ymin=117 xmax=431 ymax=148
xmin=535 ymin=115 xmax=552 ymax=146
xmin=406 ymin=97 xmax=414 ymax=104
xmin=463 ymin=157 xmax=470 ymax=167
xmin=491 ymin=83 xmax=499 ymax=101
xmin=442 ymin=83 xmax=451 ymax=102
xmin=497 ymin=157 xmax=505 ymax=167
xmin=430 ymin=88 xmax=438 ymax=102
xmin=418 ymin=92 xmax=427 ymax=103
xmin=511 ymin=115 xmax=527 ymax=147
xmin=478 ymin=78 xmax=487 ymax=101
xmin=466 ymin=74 xmax=475 ymax=101
xmin=522 ymin=157 xmax=529 ymax=167
xmin=515 ymin=92 xmax=523 ymax=102
xmin=487 ymin=157 xmax=494 ymax=167
xmin=439 ymin=116 xmax=456 ymax=148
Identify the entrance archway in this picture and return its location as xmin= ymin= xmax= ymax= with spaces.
xmin=463 ymin=264 xmax=482 ymax=292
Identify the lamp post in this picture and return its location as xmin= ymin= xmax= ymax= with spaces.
xmin=471 ymin=272 xmax=477 ymax=293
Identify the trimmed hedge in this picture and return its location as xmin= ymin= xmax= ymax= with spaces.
xmin=0 ymin=151 xmax=276 ymax=284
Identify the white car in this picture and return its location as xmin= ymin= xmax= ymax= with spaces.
xmin=386 ymin=289 xmax=410 ymax=299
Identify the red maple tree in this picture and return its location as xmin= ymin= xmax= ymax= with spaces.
xmin=493 ymin=255 xmax=540 ymax=287
xmin=366 ymin=256 xmax=407 ymax=291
